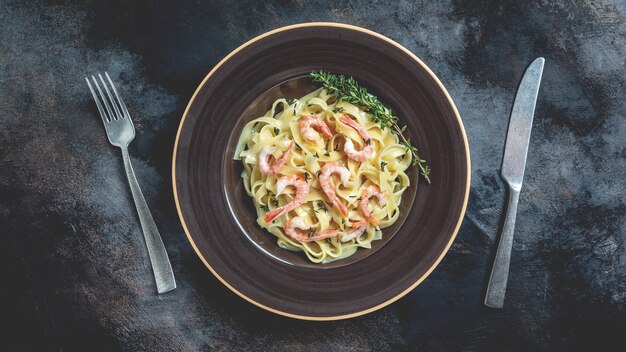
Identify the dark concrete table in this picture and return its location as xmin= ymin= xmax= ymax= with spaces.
xmin=2 ymin=1 xmax=625 ymax=350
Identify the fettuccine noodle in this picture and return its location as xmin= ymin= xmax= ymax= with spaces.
xmin=234 ymin=88 xmax=411 ymax=263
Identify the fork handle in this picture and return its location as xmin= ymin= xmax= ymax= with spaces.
xmin=484 ymin=186 xmax=520 ymax=308
xmin=121 ymin=147 xmax=176 ymax=294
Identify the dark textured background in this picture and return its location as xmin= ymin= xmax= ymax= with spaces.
xmin=1 ymin=0 xmax=625 ymax=351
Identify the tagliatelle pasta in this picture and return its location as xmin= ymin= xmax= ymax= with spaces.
xmin=234 ymin=88 xmax=412 ymax=263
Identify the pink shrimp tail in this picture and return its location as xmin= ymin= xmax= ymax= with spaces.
xmin=340 ymin=114 xmax=374 ymax=161
xmin=366 ymin=215 xmax=380 ymax=227
xmin=264 ymin=207 xmax=286 ymax=223
xmin=284 ymin=217 xmax=339 ymax=242
xmin=360 ymin=185 xmax=384 ymax=226
xmin=317 ymin=122 xmax=333 ymax=140
xmin=315 ymin=230 xmax=339 ymax=239
xmin=305 ymin=229 xmax=339 ymax=242
xmin=339 ymin=114 xmax=364 ymax=134
xmin=264 ymin=173 xmax=308 ymax=223
xmin=351 ymin=220 xmax=368 ymax=229
xmin=340 ymin=221 xmax=368 ymax=242
xmin=340 ymin=114 xmax=354 ymax=126
xmin=270 ymin=141 xmax=294 ymax=174
xmin=333 ymin=199 xmax=349 ymax=217
xmin=300 ymin=115 xmax=333 ymax=141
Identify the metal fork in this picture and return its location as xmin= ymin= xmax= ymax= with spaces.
xmin=85 ymin=72 xmax=176 ymax=294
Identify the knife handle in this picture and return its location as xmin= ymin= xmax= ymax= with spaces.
xmin=485 ymin=185 xmax=520 ymax=308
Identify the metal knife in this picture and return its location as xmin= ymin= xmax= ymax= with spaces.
xmin=484 ymin=57 xmax=545 ymax=308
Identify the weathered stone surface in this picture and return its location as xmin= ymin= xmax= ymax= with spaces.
xmin=1 ymin=0 xmax=625 ymax=350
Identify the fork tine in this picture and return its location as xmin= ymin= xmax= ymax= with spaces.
xmin=98 ymin=73 xmax=122 ymax=120
xmin=92 ymin=75 xmax=115 ymax=121
xmin=85 ymin=77 xmax=110 ymax=124
xmin=105 ymin=72 xmax=130 ymax=119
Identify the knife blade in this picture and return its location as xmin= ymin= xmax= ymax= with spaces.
xmin=485 ymin=57 xmax=545 ymax=308
xmin=501 ymin=57 xmax=545 ymax=189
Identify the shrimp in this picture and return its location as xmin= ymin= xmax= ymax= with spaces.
xmin=319 ymin=162 xmax=350 ymax=216
xmin=340 ymin=221 xmax=368 ymax=242
xmin=284 ymin=216 xmax=338 ymax=242
xmin=299 ymin=115 xmax=333 ymax=141
xmin=258 ymin=141 xmax=294 ymax=175
xmin=264 ymin=174 xmax=310 ymax=223
xmin=340 ymin=114 xmax=374 ymax=161
xmin=359 ymin=185 xmax=387 ymax=226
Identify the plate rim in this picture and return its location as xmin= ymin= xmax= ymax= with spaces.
xmin=172 ymin=22 xmax=471 ymax=321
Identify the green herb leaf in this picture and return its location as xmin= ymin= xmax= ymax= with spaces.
xmin=260 ymin=204 xmax=269 ymax=212
xmin=309 ymin=70 xmax=431 ymax=184
xmin=324 ymin=151 xmax=330 ymax=157
xmin=304 ymin=172 xmax=311 ymax=181
xmin=273 ymin=127 xmax=280 ymax=135
xmin=316 ymin=170 xmax=322 ymax=177
xmin=316 ymin=201 xmax=328 ymax=213
xmin=332 ymin=107 xmax=345 ymax=113
xmin=308 ymin=228 xmax=315 ymax=238
xmin=295 ymin=142 xmax=302 ymax=151
xmin=380 ymin=161 xmax=387 ymax=171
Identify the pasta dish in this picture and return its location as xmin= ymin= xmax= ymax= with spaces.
xmin=234 ymin=85 xmax=413 ymax=263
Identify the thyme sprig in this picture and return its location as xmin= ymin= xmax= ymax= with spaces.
xmin=309 ymin=70 xmax=431 ymax=183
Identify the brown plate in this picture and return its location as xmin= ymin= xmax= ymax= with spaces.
xmin=173 ymin=23 xmax=470 ymax=320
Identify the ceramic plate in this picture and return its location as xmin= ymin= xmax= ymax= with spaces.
xmin=173 ymin=23 xmax=470 ymax=320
